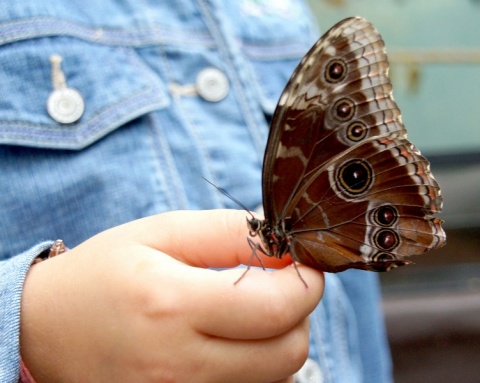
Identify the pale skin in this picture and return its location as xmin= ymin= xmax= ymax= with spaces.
xmin=20 ymin=209 xmax=324 ymax=383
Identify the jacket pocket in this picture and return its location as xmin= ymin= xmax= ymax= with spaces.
xmin=0 ymin=34 xmax=169 ymax=150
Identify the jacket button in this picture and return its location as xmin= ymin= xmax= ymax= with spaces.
xmin=47 ymin=87 xmax=85 ymax=124
xmin=46 ymin=54 xmax=85 ymax=124
xmin=295 ymin=358 xmax=323 ymax=383
xmin=195 ymin=67 xmax=229 ymax=102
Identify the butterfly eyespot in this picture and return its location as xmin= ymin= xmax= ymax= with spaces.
xmin=372 ymin=252 xmax=396 ymax=262
xmin=325 ymin=59 xmax=347 ymax=83
xmin=374 ymin=205 xmax=398 ymax=226
xmin=333 ymin=98 xmax=355 ymax=121
xmin=375 ymin=229 xmax=400 ymax=250
xmin=346 ymin=121 xmax=367 ymax=142
xmin=337 ymin=159 xmax=373 ymax=195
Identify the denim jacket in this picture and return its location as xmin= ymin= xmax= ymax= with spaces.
xmin=0 ymin=1 xmax=392 ymax=382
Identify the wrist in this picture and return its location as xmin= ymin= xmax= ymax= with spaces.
xmin=20 ymin=240 xmax=68 ymax=383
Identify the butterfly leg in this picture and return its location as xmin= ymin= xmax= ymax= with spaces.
xmin=235 ymin=238 xmax=309 ymax=288
xmin=233 ymin=237 xmax=268 ymax=285
xmin=291 ymin=261 xmax=308 ymax=289
xmin=288 ymin=243 xmax=308 ymax=288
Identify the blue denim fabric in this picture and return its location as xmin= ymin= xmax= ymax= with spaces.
xmin=0 ymin=241 xmax=52 ymax=382
xmin=0 ymin=1 xmax=392 ymax=381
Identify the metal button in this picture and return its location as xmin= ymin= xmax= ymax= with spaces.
xmin=195 ymin=67 xmax=229 ymax=102
xmin=295 ymin=358 xmax=323 ymax=383
xmin=47 ymin=88 xmax=85 ymax=124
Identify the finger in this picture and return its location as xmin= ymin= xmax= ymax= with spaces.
xmin=132 ymin=251 xmax=324 ymax=339
xmin=122 ymin=209 xmax=293 ymax=269
xmin=196 ymin=315 xmax=310 ymax=383
xmin=183 ymin=262 xmax=324 ymax=339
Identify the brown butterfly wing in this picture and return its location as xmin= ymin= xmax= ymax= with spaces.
xmin=263 ymin=17 xmax=446 ymax=272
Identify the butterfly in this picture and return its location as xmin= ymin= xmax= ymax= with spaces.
xmin=246 ymin=17 xmax=446 ymax=281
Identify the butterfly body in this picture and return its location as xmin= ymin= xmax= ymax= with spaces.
xmin=248 ymin=17 xmax=446 ymax=273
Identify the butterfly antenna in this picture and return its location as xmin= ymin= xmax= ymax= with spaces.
xmin=202 ymin=177 xmax=255 ymax=218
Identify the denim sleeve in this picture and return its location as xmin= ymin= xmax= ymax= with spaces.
xmin=0 ymin=241 xmax=52 ymax=383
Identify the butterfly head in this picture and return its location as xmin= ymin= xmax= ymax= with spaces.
xmin=246 ymin=216 xmax=262 ymax=237
xmin=247 ymin=216 xmax=292 ymax=260
xmin=246 ymin=217 xmax=273 ymax=250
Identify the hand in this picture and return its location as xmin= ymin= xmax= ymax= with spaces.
xmin=20 ymin=210 xmax=324 ymax=383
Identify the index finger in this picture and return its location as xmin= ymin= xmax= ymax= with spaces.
xmin=128 ymin=209 xmax=293 ymax=269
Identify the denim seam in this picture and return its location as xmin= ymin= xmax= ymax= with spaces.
xmin=1 ymin=17 xmax=318 ymax=56
xmin=0 ymin=17 xmax=215 ymax=48
xmin=146 ymin=112 xmax=186 ymax=211
xmin=240 ymin=41 xmax=314 ymax=61
xmin=0 ymin=87 xmax=167 ymax=149
xmin=158 ymin=47 xmax=223 ymax=208
xmin=199 ymin=0 xmax=266 ymax=159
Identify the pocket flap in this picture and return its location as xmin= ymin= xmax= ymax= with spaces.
xmin=0 ymin=36 xmax=169 ymax=150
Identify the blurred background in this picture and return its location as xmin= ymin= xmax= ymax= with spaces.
xmin=307 ymin=1 xmax=480 ymax=381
